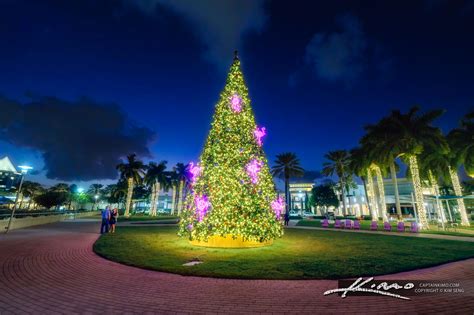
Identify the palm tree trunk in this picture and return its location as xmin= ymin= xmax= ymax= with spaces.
xmin=339 ymin=179 xmax=347 ymax=216
xmin=150 ymin=181 xmax=159 ymax=216
xmin=171 ymin=185 xmax=177 ymax=215
xmin=390 ymin=161 xmax=402 ymax=219
xmin=125 ymin=177 xmax=134 ymax=217
xmin=373 ymin=165 xmax=388 ymax=222
xmin=428 ymin=170 xmax=446 ymax=223
xmin=366 ymin=168 xmax=379 ymax=220
xmin=361 ymin=177 xmax=371 ymax=216
xmin=408 ymin=155 xmax=428 ymax=229
xmin=448 ymin=166 xmax=470 ymax=226
xmin=177 ymin=180 xmax=184 ymax=215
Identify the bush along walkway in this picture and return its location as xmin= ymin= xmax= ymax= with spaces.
xmin=290 ymin=224 xmax=474 ymax=242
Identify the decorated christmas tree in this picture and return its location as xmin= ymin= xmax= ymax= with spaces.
xmin=179 ymin=52 xmax=283 ymax=247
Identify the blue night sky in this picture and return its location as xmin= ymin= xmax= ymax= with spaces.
xmin=0 ymin=0 xmax=473 ymax=186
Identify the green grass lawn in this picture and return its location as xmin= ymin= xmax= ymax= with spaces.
xmin=93 ymin=226 xmax=474 ymax=280
xmin=297 ymin=219 xmax=474 ymax=238
xmin=119 ymin=215 xmax=179 ymax=222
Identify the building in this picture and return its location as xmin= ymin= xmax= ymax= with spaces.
xmin=0 ymin=156 xmax=20 ymax=192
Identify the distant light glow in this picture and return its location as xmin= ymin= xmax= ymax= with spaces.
xmin=253 ymin=126 xmax=266 ymax=146
xmin=229 ymin=93 xmax=242 ymax=112
xmin=18 ymin=165 xmax=33 ymax=174
xmin=246 ymin=159 xmax=263 ymax=184
xmin=195 ymin=194 xmax=210 ymax=222
xmin=77 ymin=187 xmax=84 ymax=193
xmin=271 ymin=197 xmax=284 ymax=220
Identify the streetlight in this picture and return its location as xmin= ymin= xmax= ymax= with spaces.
xmin=5 ymin=165 xmax=33 ymax=234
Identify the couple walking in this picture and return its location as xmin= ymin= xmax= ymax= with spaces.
xmin=100 ymin=206 xmax=118 ymax=234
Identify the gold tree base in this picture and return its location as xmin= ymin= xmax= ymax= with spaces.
xmin=190 ymin=234 xmax=273 ymax=248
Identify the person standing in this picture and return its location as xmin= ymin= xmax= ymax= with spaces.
xmin=100 ymin=206 xmax=111 ymax=234
xmin=284 ymin=211 xmax=290 ymax=226
xmin=109 ymin=208 xmax=118 ymax=233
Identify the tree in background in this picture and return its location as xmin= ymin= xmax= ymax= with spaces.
xmin=271 ymin=152 xmax=305 ymax=214
xmin=34 ymin=191 xmax=68 ymax=210
xmin=179 ymin=53 xmax=283 ymax=243
xmin=88 ymin=183 xmax=103 ymax=210
xmin=449 ymin=111 xmax=474 ymax=177
xmin=144 ymin=161 xmax=168 ymax=216
xmin=174 ymin=163 xmax=189 ymax=215
xmin=20 ymin=181 xmax=44 ymax=210
xmin=322 ymin=150 xmax=351 ymax=216
xmin=116 ymin=154 xmax=146 ymax=217
xmin=309 ymin=183 xmax=339 ymax=215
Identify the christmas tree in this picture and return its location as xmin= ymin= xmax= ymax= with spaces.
xmin=179 ymin=52 xmax=283 ymax=246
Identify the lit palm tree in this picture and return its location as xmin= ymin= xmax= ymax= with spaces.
xmin=166 ymin=170 xmax=179 ymax=215
xmin=349 ymin=147 xmax=373 ymax=216
xmin=322 ymin=150 xmax=351 ymax=216
xmin=363 ymin=107 xmax=445 ymax=228
xmin=271 ymin=153 xmax=304 ymax=215
xmin=360 ymin=120 xmax=403 ymax=219
xmin=88 ymin=183 xmax=103 ymax=210
xmin=116 ymin=154 xmax=146 ymax=217
xmin=449 ymin=111 xmax=474 ymax=176
xmin=144 ymin=161 xmax=168 ymax=216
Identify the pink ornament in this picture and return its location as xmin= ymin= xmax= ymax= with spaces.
xmin=229 ymin=93 xmax=242 ymax=112
xmin=246 ymin=159 xmax=263 ymax=184
xmin=188 ymin=162 xmax=202 ymax=183
xmin=271 ymin=197 xmax=285 ymax=220
xmin=254 ymin=126 xmax=266 ymax=146
xmin=195 ymin=194 xmax=210 ymax=222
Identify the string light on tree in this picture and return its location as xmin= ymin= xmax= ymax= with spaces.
xmin=187 ymin=162 xmax=202 ymax=183
xmin=246 ymin=159 xmax=263 ymax=184
xmin=271 ymin=197 xmax=284 ymax=220
xmin=254 ymin=126 xmax=266 ymax=146
xmin=179 ymin=51 xmax=283 ymax=246
xmin=448 ymin=165 xmax=470 ymax=226
xmin=408 ymin=155 xmax=428 ymax=229
xmin=195 ymin=194 xmax=210 ymax=222
xmin=230 ymin=93 xmax=242 ymax=113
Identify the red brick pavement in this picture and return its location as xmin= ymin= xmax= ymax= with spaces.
xmin=0 ymin=221 xmax=473 ymax=314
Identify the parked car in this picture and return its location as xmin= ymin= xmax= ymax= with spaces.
xmin=289 ymin=210 xmax=299 ymax=217
xmin=303 ymin=211 xmax=314 ymax=217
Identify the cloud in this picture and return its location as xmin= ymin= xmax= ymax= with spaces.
xmin=0 ymin=95 xmax=155 ymax=181
xmin=124 ymin=0 xmax=267 ymax=69
xmin=305 ymin=14 xmax=367 ymax=85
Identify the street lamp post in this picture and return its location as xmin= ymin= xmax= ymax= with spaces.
xmin=5 ymin=165 xmax=33 ymax=234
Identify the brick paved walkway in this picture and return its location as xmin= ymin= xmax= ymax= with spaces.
xmin=0 ymin=221 xmax=473 ymax=314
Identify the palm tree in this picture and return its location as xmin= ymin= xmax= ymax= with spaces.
xmin=361 ymin=107 xmax=445 ymax=228
xmin=144 ymin=161 xmax=168 ymax=216
xmin=361 ymin=119 xmax=404 ymax=219
xmin=88 ymin=183 xmax=103 ymax=210
xmin=322 ymin=150 xmax=352 ymax=216
xmin=111 ymin=181 xmax=128 ymax=209
xmin=349 ymin=147 xmax=373 ymax=217
xmin=449 ymin=111 xmax=474 ymax=176
xmin=271 ymin=153 xmax=304 ymax=215
xmin=21 ymin=181 xmax=43 ymax=210
xmin=167 ymin=170 xmax=179 ymax=215
xmin=116 ymin=154 xmax=146 ymax=217
xmin=174 ymin=163 xmax=188 ymax=215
